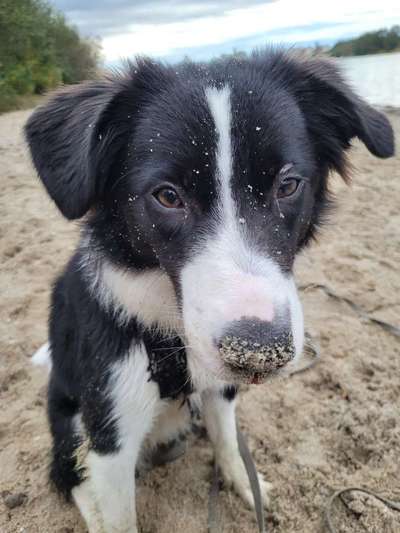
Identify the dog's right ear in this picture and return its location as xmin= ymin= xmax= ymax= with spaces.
xmin=25 ymin=59 xmax=170 ymax=220
xmin=25 ymin=80 xmax=120 ymax=219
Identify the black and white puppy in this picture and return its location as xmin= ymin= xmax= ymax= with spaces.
xmin=26 ymin=49 xmax=394 ymax=532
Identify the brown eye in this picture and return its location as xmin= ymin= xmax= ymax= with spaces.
xmin=277 ymin=178 xmax=300 ymax=199
xmin=154 ymin=187 xmax=183 ymax=209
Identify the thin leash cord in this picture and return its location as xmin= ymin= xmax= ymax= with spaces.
xmin=208 ymin=428 xmax=266 ymax=533
xmin=237 ymin=426 xmax=266 ymax=533
xmin=288 ymin=331 xmax=320 ymax=376
xmin=324 ymin=488 xmax=400 ymax=533
xmin=299 ymin=283 xmax=400 ymax=338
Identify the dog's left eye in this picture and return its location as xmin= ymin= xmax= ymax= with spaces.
xmin=277 ymin=178 xmax=300 ymax=199
xmin=154 ymin=187 xmax=184 ymax=209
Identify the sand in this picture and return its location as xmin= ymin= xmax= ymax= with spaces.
xmin=0 ymin=108 xmax=399 ymax=533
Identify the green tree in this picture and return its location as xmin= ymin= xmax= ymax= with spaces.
xmin=0 ymin=0 xmax=102 ymax=112
xmin=330 ymin=26 xmax=400 ymax=57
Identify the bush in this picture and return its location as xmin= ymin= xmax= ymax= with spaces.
xmin=0 ymin=0 xmax=101 ymax=111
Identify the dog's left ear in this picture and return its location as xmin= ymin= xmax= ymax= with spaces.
xmin=275 ymin=54 xmax=395 ymax=174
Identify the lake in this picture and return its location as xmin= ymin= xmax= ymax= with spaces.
xmin=337 ymin=52 xmax=400 ymax=108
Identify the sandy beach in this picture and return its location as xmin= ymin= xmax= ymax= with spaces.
xmin=1 ymin=107 xmax=399 ymax=533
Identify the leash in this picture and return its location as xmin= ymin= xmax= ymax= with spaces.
xmin=324 ymin=487 xmax=400 ymax=532
xmin=299 ymin=283 xmax=400 ymax=338
xmin=288 ymin=331 xmax=320 ymax=375
xmin=237 ymin=427 xmax=267 ymax=533
xmin=208 ymin=427 xmax=266 ymax=533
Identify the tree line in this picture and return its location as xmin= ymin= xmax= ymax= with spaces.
xmin=0 ymin=0 xmax=101 ymax=112
xmin=330 ymin=26 xmax=400 ymax=57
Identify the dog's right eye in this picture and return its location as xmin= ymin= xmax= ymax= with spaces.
xmin=154 ymin=187 xmax=184 ymax=209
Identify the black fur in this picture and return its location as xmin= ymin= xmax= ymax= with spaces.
xmin=143 ymin=331 xmax=192 ymax=399
xmin=222 ymin=385 xmax=238 ymax=401
xmin=25 ymin=49 xmax=394 ymax=499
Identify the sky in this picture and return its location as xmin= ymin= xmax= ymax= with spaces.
xmin=51 ymin=0 xmax=400 ymax=64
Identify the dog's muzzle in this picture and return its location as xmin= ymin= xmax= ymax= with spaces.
xmin=217 ymin=317 xmax=295 ymax=383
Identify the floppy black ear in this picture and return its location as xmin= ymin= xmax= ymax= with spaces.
xmin=300 ymin=57 xmax=394 ymax=157
xmin=268 ymin=53 xmax=395 ymax=175
xmin=25 ymin=58 xmax=172 ymax=219
xmin=25 ymin=80 xmax=124 ymax=219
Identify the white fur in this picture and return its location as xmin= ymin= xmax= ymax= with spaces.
xmin=71 ymin=481 xmax=103 ymax=532
xmin=287 ymin=276 xmax=305 ymax=358
xmin=205 ymin=86 xmax=235 ymax=225
xmin=202 ymin=389 xmax=272 ymax=509
xmin=73 ymin=343 xmax=162 ymax=532
xmin=107 ymin=345 xmax=164 ymax=444
xmin=84 ymin=253 xmax=182 ymax=334
xmin=31 ymin=342 xmax=52 ymax=371
xmin=146 ymin=399 xmax=191 ymax=448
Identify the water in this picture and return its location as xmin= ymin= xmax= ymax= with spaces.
xmin=337 ymin=52 xmax=400 ymax=108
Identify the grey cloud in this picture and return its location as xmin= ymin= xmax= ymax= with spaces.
xmin=51 ymin=0 xmax=276 ymax=37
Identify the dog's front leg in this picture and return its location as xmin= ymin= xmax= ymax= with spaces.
xmin=73 ymin=446 xmax=140 ymax=533
xmin=72 ymin=345 xmax=161 ymax=533
xmin=202 ymin=386 xmax=272 ymax=509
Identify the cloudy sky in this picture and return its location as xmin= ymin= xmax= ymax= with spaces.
xmin=51 ymin=0 xmax=400 ymax=64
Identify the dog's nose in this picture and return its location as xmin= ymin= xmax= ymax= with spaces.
xmin=217 ymin=317 xmax=295 ymax=377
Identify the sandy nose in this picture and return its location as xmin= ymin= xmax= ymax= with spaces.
xmin=217 ymin=317 xmax=295 ymax=373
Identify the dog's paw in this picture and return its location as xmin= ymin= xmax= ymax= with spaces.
xmin=218 ymin=451 xmax=272 ymax=509
xmin=239 ymin=471 xmax=273 ymax=510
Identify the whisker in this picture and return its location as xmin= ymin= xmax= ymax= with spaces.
xmin=171 ymin=373 xmax=193 ymax=397
xmin=154 ymin=346 xmax=194 ymax=364
xmin=150 ymin=345 xmax=192 ymax=351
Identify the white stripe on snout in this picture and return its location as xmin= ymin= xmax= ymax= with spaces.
xmin=205 ymin=85 xmax=262 ymax=273
xmin=205 ymin=86 xmax=236 ymax=226
xmin=180 ymin=85 xmax=305 ymax=389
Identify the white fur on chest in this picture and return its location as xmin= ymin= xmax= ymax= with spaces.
xmin=83 ymin=247 xmax=182 ymax=333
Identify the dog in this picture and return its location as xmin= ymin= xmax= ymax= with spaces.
xmin=25 ymin=49 xmax=394 ymax=532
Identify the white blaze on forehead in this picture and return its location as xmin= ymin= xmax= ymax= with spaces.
xmin=180 ymin=87 xmax=305 ymax=389
xmin=205 ymin=86 xmax=236 ymax=225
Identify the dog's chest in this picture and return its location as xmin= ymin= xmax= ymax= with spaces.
xmin=143 ymin=332 xmax=193 ymax=399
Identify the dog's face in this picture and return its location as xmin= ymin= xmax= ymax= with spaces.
xmin=26 ymin=51 xmax=394 ymax=386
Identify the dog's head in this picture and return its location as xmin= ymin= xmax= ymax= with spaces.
xmin=26 ymin=51 xmax=394 ymax=387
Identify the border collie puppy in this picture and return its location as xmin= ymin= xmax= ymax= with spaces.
xmin=25 ymin=49 xmax=394 ymax=532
